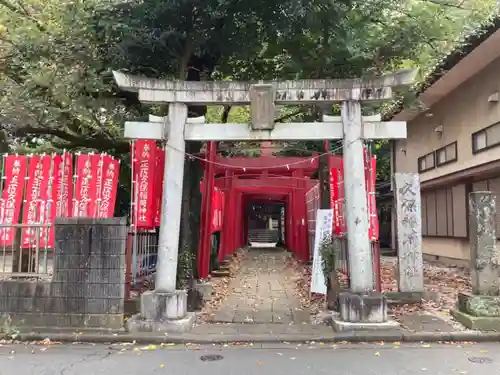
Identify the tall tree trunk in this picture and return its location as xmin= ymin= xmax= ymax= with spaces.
xmin=177 ymin=55 xmax=208 ymax=288
xmin=179 ymin=140 xmax=202 ymax=283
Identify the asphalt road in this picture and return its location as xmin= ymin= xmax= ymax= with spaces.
xmin=0 ymin=341 xmax=498 ymax=374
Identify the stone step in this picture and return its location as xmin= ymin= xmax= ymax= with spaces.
xmin=212 ymin=269 xmax=230 ymax=277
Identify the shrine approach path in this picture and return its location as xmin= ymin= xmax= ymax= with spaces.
xmin=210 ymin=247 xmax=311 ymax=325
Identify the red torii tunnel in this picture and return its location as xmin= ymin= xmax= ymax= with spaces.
xmin=197 ymin=141 xmax=343 ymax=280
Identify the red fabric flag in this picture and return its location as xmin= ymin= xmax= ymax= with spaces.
xmin=94 ymin=154 xmax=106 ymax=217
xmin=21 ymin=155 xmax=52 ymax=248
xmin=210 ymin=189 xmax=216 ymax=233
xmin=369 ymin=156 xmax=379 ymax=240
xmin=153 ymin=147 xmax=165 ymax=227
xmin=338 ymin=162 xmax=346 ymax=234
xmin=331 ymin=168 xmax=342 ymax=235
xmin=45 ymin=153 xmax=73 ymax=247
xmin=0 ymin=155 xmax=27 ymax=246
xmin=97 ymin=155 xmax=120 ymax=218
xmin=132 ymin=140 xmax=156 ymax=229
xmin=74 ymin=154 xmax=99 ymax=217
xmin=217 ymin=189 xmax=223 ymax=232
xmin=220 ymin=191 xmax=225 ymax=231
xmin=211 ymin=188 xmax=223 ymax=233
xmin=362 ymin=151 xmax=378 ymax=241
xmin=53 ymin=153 xmax=73 ymax=218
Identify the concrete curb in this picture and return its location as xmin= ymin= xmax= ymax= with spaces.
xmin=7 ymin=330 xmax=500 ymax=345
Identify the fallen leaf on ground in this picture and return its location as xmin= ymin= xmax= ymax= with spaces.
xmin=381 ymin=258 xmax=471 ymax=324
xmin=196 ymin=250 xmax=247 ymax=324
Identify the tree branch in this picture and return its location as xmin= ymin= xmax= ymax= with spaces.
xmin=0 ymin=0 xmax=47 ymax=32
xmin=274 ymin=108 xmax=307 ymax=123
xmin=422 ymin=0 xmax=470 ymax=10
xmin=12 ymin=124 xmax=128 ymax=153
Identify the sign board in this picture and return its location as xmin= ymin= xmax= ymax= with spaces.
xmin=310 ymin=209 xmax=334 ymax=295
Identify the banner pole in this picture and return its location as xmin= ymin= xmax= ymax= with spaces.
xmin=73 ymin=152 xmax=80 ymax=217
xmin=96 ymin=153 xmax=105 ymax=218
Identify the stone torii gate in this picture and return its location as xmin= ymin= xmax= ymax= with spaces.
xmin=114 ymin=70 xmax=416 ymax=332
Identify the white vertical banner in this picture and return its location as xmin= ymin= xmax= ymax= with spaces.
xmin=310 ymin=209 xmax=334 ymax=295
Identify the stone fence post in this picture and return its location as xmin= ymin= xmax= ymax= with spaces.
xmin=468 ymin=192 xmax=499 ymax=296
xmin=452 ymin=192 xmax=500 ymax=330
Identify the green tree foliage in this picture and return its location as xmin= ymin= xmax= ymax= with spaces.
xmin=0 ymin=0 xmax=496 ymax=279
xmin=0 ymin=0 xmax=494 ymax=155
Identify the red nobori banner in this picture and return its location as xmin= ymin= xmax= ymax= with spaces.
xmin=0 ymin=155 xmax=27 ymax=246
xmin=368 ymin=156 xmax=379 ymax=241
xmin=362 ymin=149 xmax=379 ymax=240
xmin=211 ymin=188 xmax=224 ymax=233
xmin=52 ymin=153 xmax=73 ymax=219
xmin=94 ymin=154 xmax=106 ymax=217
xmin=74 ymin=154 xmax=99 ymax=217
xmin=132 ymin=140 xmax=157 ymax=229
xmin=43 ymin=153 xmax=73 ymax=248
xmin=332 ymin=154 xmax=378 ymax=239
xmin=153 ymin=147 xmax=165 ymax=227
xmin=21 ymin=155 xmax=52 ymax=248
xmin=96 ymin=155 xmax=120 ymax=218
xmin=330 ymin=168 xmax=342 ymax=235
xmin=337 ymin=162 xmax=346 ymax=234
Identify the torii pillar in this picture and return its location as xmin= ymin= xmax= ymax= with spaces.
xmin=114 ymin=70 xmax=417 ymax=332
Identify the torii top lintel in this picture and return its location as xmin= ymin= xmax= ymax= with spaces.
xmin=113 ymin=69 xmax=418 ymax=105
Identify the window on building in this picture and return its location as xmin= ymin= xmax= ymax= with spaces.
xmin=436 ymin=142 xmax=457 ymax=166
xmin=421 ymin=184 xmax=467 ymax=238
xmin=472 ymin=122 xmax=500 ymax=153
xmin=417 ymin=152 xmax=435 ymax=173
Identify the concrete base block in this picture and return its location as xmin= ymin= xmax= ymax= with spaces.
xmin=457 ymin=292 xmax=500 ymax=317
xmin=140 ymin=290 xmax=188 ymax=320
xmin=331 ymin=316 xmax=400 ymax=332
xmin=339 ymin=292 xmax=388 ymax=323
xmin=124 ymin=298 xmax=140 ymax=315
xmin=126 ymin=312 xmax=196 ymax=333
xmin=194 ymin=281 xmax=213 ymax=302
xmin=385 ymin=291 xmax=423 ymax=306
xmin=451 ymin=308 xmax=500 ymax=331
xmin=128 ymin=289 xmax=195 ymax=333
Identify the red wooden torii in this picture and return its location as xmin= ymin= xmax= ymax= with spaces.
xmin=197 ymin=141 xmax=344 ymax=279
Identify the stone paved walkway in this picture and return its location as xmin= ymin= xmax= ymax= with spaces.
xmin=211 ymin=247 xmax=310 ymax=325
